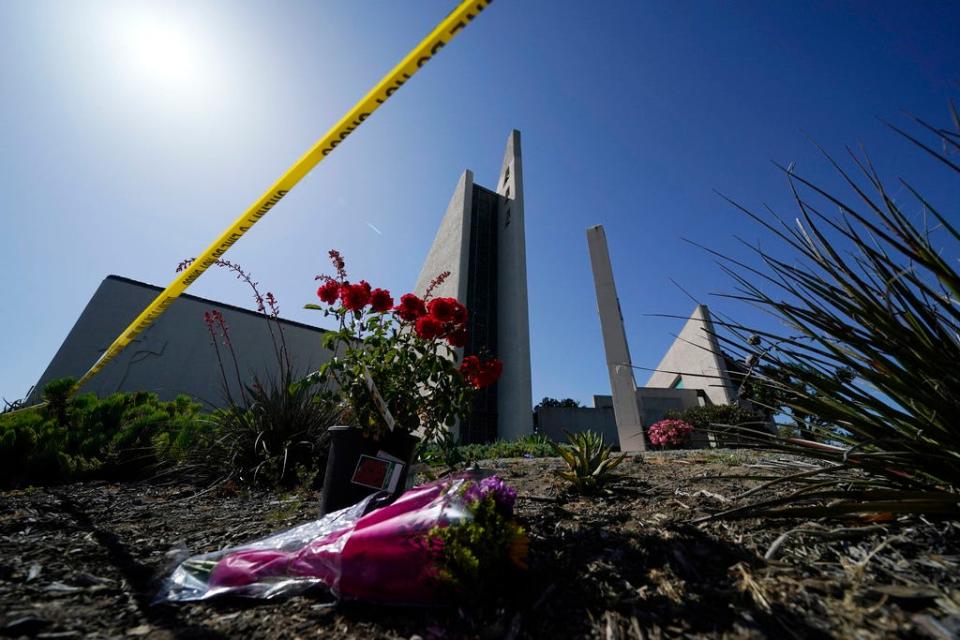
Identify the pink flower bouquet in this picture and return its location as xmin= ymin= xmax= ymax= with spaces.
xmin=161 ymin=473 xmax=527 ymax=605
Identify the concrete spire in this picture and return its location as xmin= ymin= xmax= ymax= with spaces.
xmin=415 ymin=131 xmax=532 ymax=443
xmin=496 ymin=130 xmax=533 ymax=440
xmin=586 ymin=225 xmax=646 ymax=452
xmin=415 ymin=170 xmax=474 ymax=303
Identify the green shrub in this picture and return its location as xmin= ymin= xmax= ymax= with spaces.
xmin=0 ymin=378 xmax=206 ymax=486
xmin=417 ymin=429 xmax=465 ymax=468
xmin=420 ymin=433 xmax=555 ymax=467
xmin=663 ymin=404 xmax=766 ymax=446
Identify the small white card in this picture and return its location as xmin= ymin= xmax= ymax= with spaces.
xmin=376 ymin=450 xmax=406 ymax=493
xmin=363 ymin=368 xmax=396 ymax=432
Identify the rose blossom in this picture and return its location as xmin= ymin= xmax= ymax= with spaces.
xmin=427 ymin=297 xmax=458 ymax=323
xmin=340 ymin=282 xmax=371 ymax=312
xmin=415 ymin=315 xmax=443 ymax=340
xmin=317 ymin=280 xmax=340 ymax=304
xmin=451 ymin=301 xmax=468 ymax=325
xmin=459 ymin=356 xmax=501 ymax=389
xmin=369 ymin=288 xmax=394 ymax=313
xmin=476 ymin=359 xmax=503 ymax=388
xmin=395 ymin=293 xmax=427 ymax=322
xmin=460 ymin=355 xmax=480 ymax=381
xmin=446 ymin=326 xmax=469 ymax=348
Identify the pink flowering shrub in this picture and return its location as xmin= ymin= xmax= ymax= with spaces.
xmin=647 ymin=419 xmax=694 ymax=448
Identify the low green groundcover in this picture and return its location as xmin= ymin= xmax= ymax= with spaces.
xmin=0 ymin=378 xmax=210 ymax=485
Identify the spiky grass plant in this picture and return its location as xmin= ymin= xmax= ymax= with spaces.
xmin=704 ymin=105 xmax=960 ymax=519
xmin=551 ymin=430 xmax=626 ymax=493
xmin=211 ymin=367 xmax=342 ymax=487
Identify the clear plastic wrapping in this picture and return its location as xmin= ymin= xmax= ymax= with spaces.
xmin=160 ymin=472 xmax=523 ymax=606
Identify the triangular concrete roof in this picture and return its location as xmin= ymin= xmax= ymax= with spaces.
xmin=645 ymin=304 xmax=735 ymax=405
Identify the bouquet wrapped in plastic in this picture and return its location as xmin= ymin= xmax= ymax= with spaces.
xmin=161 ymin=473 xmax=527 ymax=605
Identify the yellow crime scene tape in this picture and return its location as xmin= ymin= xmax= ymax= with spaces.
xmin=68 ymin=0 xmax=494 ymax=393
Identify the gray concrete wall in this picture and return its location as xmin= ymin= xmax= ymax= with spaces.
xmin=594 ymin=395 xmax=613 ymax=409
xmin=592 ymin=389 xmax=707 ymax=445
xmin=646 ymin=305 xmax=735 ymax=405
xmin=635 ymin=388 xmax=703 ymax=424
xmin=27 ymin=275 xmax=333 ymax=408
xmin=495 ymin=130 xmax=533 ymax=440
xmin=536 ymin=406 xmax=618 ymax=446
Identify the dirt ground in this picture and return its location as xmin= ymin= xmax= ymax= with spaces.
xmin=2 ymin=451 xmax=959 ymax=639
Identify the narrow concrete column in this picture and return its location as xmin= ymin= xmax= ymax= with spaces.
xmin=496 ymin=130 xmax=533 ymax=440
xmin=586 ymin=225 xmax=646 ymax=452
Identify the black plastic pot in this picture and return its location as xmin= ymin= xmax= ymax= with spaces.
xmin=318 ymin=425 xmax=420 ymax=515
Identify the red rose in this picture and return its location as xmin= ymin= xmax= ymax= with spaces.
xmin=316 ymin=280 xmax=340 ymax=305
xmin=340 ymin=282 xmax=371 ymax=312
xmin=477 ymin=358 xmax=503 ymax=388
xmin=460 ymin=356 xmax=502 ymax=389
xmin=427 ymin=297 xmax=458 ymax=323
xmin=446 ymin=326 xmax=469 ymax=348
xmin=369 ymin=288 xmax=393 ymax=313
xmin=358 ymin=280 xmax=372 ymax=293
xmin=451 ymin=301 xmax=468 ymax=326
xmin=459 ymin=355 xmax=481 ymax=381
xmin=415 ymin=315 xmax=443 ymax=340
xmin=395 ymin=293 xmax=427 ymax=322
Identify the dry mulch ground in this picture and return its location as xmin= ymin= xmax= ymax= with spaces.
xmin=2 ymin=451 xmax=959 ymax=639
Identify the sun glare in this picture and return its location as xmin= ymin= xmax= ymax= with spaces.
xmin=128 ymin=20 xmax=197 ymax=86
xmin=105 ymin=6 xmax=213 ymax=103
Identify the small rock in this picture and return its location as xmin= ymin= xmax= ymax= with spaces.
xmin=43 ymin=582 xmax=83 ymax=594
xmin=871 ymin=584 xmax=939 ymax=601
xmin=36 ymin=633 xmax=81 ymax=639
xmin=74 ymin=573 xmax=113 ymax=587
xmin=26 ymin=563 xmax=42 ymax=582
xmin=126 ymin=624 xmax=152 ymax=636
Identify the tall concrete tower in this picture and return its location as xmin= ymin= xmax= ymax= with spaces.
xmin=586 ymin=225 xmax=647 ymax=452
xmin=416 ymin=131 xmax=532 ymax=443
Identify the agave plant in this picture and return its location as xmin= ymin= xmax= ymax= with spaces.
xmin=550 ymin=430 xmax=626 ymax=493
xmin=701 ymin=104 xmax=960 ymax=519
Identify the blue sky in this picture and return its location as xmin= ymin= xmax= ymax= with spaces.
xmin=1 ymin=1 xmax=958 ymax=406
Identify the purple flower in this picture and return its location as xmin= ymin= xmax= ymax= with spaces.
xmin=464 ymin=476 xmax=517 ymax=515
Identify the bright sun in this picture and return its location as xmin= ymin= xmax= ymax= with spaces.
xmin=106 ymin=6 xmax=211 ymax=101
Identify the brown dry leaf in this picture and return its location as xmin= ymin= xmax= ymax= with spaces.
xmin=861 ymin=512 xmax=896 ymax=523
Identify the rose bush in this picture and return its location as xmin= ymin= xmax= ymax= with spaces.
xmin=305 ymin=250 xmax=502 ymax=442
